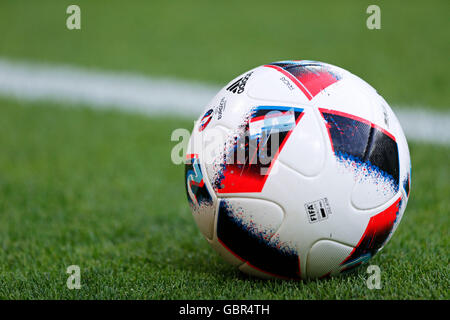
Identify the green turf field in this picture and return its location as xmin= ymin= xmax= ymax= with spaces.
xmin=0 ymin=98 xmax=448 ymax=299
xmin=0 ymin=0 xmax=448 ymax=299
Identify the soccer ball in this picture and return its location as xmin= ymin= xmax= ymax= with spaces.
xmin=185 ymin=60 xmax=411 ymax=279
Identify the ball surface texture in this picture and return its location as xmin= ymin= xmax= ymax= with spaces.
xmin=185 ymin=60 xmax=411 ymax=279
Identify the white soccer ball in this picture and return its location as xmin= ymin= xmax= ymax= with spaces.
xmin=185 ymin=60 xmax=411 ymax=279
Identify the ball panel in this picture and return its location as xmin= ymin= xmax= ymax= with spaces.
xmin=216 ymin=198 xmax=301 ymax=279
xmin=385 ymin=190 xmax=408 ymax=244
xmin=306 ymin=239 xmax=353 ymax=278
xmin=185 ymin=118 xmax=223 ymax=240
xmin=185 ymin=154 xmax=216 ymax=240
xmin=263 ymin=61 xmax=342 ymax=101
xmin=278 ymin=107 xmax=326 ymax=177
xmin=387 ymin=102 xmax=412 ymax=206
xmin=340 ymin=196 xmax=401 ymax=272
xmin=211 ymin=105 xmax=305 ymax=195
xmin=350 ymin=125 xmax=400 ymax=209
xmin=313 ymin=79 xmax=375 ymax=126
xmin=207 ymin=237 xmax=245 ymax=268
xmin=320 ymin=108 xmax=399 ymax=210
xmin=246 ymin=65 xmax=312 ymax=104
xmin=259 ymin=159 xmax=369 ymax=251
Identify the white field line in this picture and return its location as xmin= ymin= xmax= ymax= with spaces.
xmin=0 ymin=58 xmax=448 ymax=145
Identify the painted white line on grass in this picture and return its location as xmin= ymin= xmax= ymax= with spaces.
xmin=0 ymin=59 xmax=218 ymax=116
xmin=0 ymin=58 xmax=448 ymax=145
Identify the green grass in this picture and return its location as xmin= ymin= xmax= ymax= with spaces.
xmin=0 ymin=0 xmax=449 ymax=110
xmin=0 ymin=97 xmax=448 ymax=299
xmin=0 ymin=1 xmax=448 ymax=299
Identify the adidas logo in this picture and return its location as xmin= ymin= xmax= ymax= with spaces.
xmin=226 ymin=72 xmax=253 ymax=94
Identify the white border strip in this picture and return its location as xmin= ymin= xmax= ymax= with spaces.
xmin=0 ymin=59 xmax=218 ymax=116
xmin=0 ymin=58 xmax=448 ymax=145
